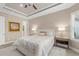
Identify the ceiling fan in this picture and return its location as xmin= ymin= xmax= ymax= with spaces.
xmin=20 ymin=4 xmax=37 ymax=10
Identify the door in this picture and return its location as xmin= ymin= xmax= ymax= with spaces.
xmin=0 ymin=16 xmax=5 ymax=45
xmin=22 ymin=21 xmax=29 ymax=36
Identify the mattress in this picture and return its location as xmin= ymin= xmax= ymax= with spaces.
xmin=13 ymin=35 xmax=54 ymax=56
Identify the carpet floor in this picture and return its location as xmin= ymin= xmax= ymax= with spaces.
xmin=0 ymin=46 xmax=79 ymax=56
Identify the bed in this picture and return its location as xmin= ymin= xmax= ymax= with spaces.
xmin=13 ymin=35 xmax=54 ymax=56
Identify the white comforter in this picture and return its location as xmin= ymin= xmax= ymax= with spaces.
xmin=13 ymin=35 xmax=54 ymax=56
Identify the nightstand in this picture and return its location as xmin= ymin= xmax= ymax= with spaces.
xmin=54 ymin=37 xmax=69 ymax=48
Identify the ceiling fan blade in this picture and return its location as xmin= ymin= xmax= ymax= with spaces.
xmin=33 ymin=4 xmax=37 ymax=10
xmin=24 ymin=5 xmax=27 ymax=8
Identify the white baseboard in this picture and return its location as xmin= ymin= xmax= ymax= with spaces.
xmin=4 ymin=41 xmax=14 ymax=45
xmin=69 ymin=46 xmax=79 ymax=53
xmin=0 ymin=41 xmax=14 ymax=49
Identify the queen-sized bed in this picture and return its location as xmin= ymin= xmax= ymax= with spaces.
xmin=13 ymin=35 xmax=54 ymax=56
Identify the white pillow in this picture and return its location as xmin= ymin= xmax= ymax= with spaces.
xmin=47 ymin=32 xmax=54 ymax=36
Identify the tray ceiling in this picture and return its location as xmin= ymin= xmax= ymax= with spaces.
xmin=5 ymin=3 xmax=60 ymax=16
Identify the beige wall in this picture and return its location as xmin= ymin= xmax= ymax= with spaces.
xmin=29 ymin=4 xmax=79 ymax=37
xmin=29 ymin=4 xmax=79 ymax=51
xmin=0 ymin=12 xmax=24 ymax=43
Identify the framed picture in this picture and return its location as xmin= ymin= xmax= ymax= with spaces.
xmin=9 ymin=22 xmax=20 ymax=31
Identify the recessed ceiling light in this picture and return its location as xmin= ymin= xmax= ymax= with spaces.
xmin=20 ymin=4 xmax=23 ymax=7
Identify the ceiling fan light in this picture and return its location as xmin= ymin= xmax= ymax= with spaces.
xmin=20 ymin=4 xmax=23 ymax=7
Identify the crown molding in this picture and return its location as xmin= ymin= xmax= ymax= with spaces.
xmin=0 ymin=3 xmax=27 ymax=20
xmin=27 ymin=3 xmax=75 ymax=20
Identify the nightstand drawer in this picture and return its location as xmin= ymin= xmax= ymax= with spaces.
xmin=55 ymin=37 xmax=69 ymax=48
xmin=56 ymin=39 xmax=68 ymax=45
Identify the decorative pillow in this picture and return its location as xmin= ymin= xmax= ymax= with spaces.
xmin=38 ymin=31 xmax=47 ymax=36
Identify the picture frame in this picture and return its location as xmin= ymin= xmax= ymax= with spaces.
xmin=9 ymin=22 xmax=20 ymax=31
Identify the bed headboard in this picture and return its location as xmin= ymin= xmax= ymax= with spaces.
xmin=38 ymin=29 xmax=55 ymax=36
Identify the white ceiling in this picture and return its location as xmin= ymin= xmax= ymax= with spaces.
xmin=0 ymin=3 xmax=75 ymax=20
xmin=5 ymin=3 xmax=59 ymax=16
